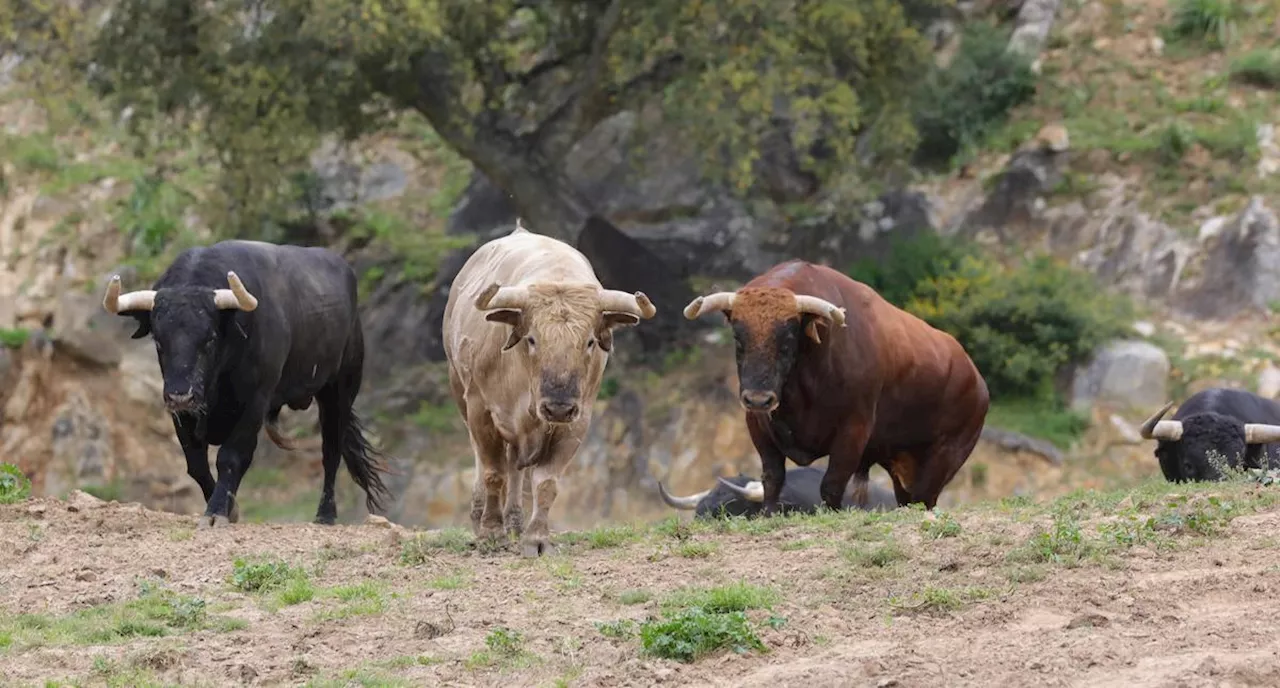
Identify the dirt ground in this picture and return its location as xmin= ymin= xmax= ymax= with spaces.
xmin=5 ymin=481 xmax=1280 ymax=688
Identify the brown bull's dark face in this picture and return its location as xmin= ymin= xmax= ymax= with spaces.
xmin=725 ymin=289 xmax=817 ymax=413
xmin=127 ymin=288 xmax=230 ymax=413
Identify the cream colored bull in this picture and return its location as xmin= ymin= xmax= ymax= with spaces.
xmin=443 ymin=223 xmax=657 ymax=556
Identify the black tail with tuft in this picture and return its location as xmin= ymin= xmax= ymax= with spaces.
xmin=341 ymin=410 xmax=393 ymax=514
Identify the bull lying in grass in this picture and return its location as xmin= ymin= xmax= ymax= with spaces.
xmin=658 ymin=466 xmax=898 ymax=519
xmin=1140 ymin=388 xmax=1280 ymax=482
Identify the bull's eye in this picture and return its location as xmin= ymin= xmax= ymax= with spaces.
xmin=526 ymin=336 xmax=536 ymax=349
xmin=587 ymin=338 xmax=596 ymax=350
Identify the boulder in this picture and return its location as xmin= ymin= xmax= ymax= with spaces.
xmin=1179 ymin=196 xmax=1280 ymax=318
xmin=51 ymin=291 xmax=131 ymax=368
xmin=1070 ymin=340 xmax=1171 ymax=413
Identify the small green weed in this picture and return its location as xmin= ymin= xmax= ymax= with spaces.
xmin=400 ymin=529 xmax=473 ymax=563
xmin=639 ymin=608 xmax=767 ymax=663
xmin=921 ymin=512 xmax=962 ymax=539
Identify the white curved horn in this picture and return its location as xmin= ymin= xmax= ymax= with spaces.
xmin=475 ymin=283 xmax=530 ymax=311
xmin=657 ymin=482 xmax=709 ymax=510
xmin=212 ymin=271 xmax=259 ymax=311
xmin=1244 ymin=424 xmax=1280 ymax=444
xmin=717 ymin=477 xmax=765 ymax=503
xmin=1138 ymin=402 xmax=1182 ymax=441
xmin=684 ymin=292 xmax=736 ymax=320
xmin=794 ymin=295 xmax=847 ymax=327
xmin=598 ymin=289 xmax=657 ymax=319
xmin=102 ymin=275 xmax=157 ymax=313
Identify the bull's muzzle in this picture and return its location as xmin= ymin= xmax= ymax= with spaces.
xmin=740 ymin=390 xmax=779 ymax=413
xmin=164 ymin=388 xmax=197 ymax=412
xmin=538 ymin=399 xmax=580 ymax=424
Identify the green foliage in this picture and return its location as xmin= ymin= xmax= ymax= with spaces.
xmin=228 ymin=557 xmax=308 ymax=593
xmin=986 ymin=398 xmax=1090 ymax=450
xmin=911 ymin=22 xmax=1038 ymax=166
xmin=116 ymin=175 xmax=193 ymax=260
xmin=61 ymin=0 xmax=939 ymax=229
xmin=846 ymin=232 xmax=976 ymax=306
xmin=0 ymin=328 xmax=29 ymax=348
xmin=920 ymin=512 xmax=962 ymax=539
xmin=1230 ymin=50 xmax=1280 ymax=89
xmin=1166 ymin=0 xmax=1242 ymax=48
xmin=905 ymin=252 xmax=1132 ymax=400
xmin=639 ymin=608 xmax=767 ymax=663
xmin=661 ymin=582 xmax=779 ymax=614
xmin=0 ymin=464 xmax=33 ymax=504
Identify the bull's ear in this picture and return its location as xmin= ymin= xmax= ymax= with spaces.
xmin=802 ymin=313 xmax=828 ymax=345
xmin=486 ymin=309 xmax=524 ymax=351
xmin=119 ymin=310 xmax=152 ymax=339
xmin=596 ymin=312 xmax=640 ymax=353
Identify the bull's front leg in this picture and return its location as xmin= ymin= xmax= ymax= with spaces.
xmin=173 ymin=412 xmax=214 ymax=503
xmin=520 ymin=432 xmax=580 ymax=558
xmin=464 ymin=403 xmax=507 ymax=542
xmin=746 ymin=416 xmax=788 ymax=517
xmin=822 ymin=421 xmax=873 ymax=512
xmin=200 ymin=397 xmax=267 ymax=528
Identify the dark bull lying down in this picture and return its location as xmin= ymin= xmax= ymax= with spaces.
xmin=102 ymin=239 xmax=391 ymax=527
xmin=658 ymin=466 xmax=899 ymax=518
xmin=1139 ymin=387 xmax=1280 ymax=482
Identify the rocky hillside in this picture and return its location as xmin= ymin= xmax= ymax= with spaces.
xmin=2 ymin=0 xmax=1280 ymax=528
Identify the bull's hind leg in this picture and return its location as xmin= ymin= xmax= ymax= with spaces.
xmin=314 ymin=385 xmax=346 ymax=525
xmin=911 ymin=426 xmax=983 ymax=510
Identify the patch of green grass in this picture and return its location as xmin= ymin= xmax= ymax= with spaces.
xmin=428 ymin=571 xmax=470 ymax=591
xmin=888 ymin=586 xmax=996 ymax=615
xmin=544 ymin=557 xmax=583 ymax=591
xmin=986 ymin=398 xmax=1090 ymax=450
xmin=400 ymin=529 xmax=473 ymax=563
xmin=1165 ymin=0 xmax=1243 ymax=49
xmin=921 ymin=512 xmax=962 ymax=539
xmin=639 ymin=608 xmax=767 ymax=663
xmin=1 ymin=133 xmax=61 ymax=173
xmin=0 ymin=464 xmax=32 ymax=504
xmin=585 ymin=524 xmax=640 ymax=549
xmin=617 ymin=589 xmax=652 ymax=605
xmin=277 ymin=577 xmax=316 ymax=607
xmin=675 ymin=541 xmax=719 ymax=559
xmin=662 ymin=581 xmax=779 ymax=614
xmin=1230 ymin=49 xmax=1280 ymax=88
xmin=0 ymin=584 xmax=235 ymax=651
xmin=840 ymin=542 xmax=908 ymax=568
xmin=464 ymin=626 xmax=539 ymax=670
xmin=229 ymin=557 xmax=309 ymax=594
xmin=595 ymin=619 xmax=638 ymax=639
xmin=313 ymin=582 xmax=387 ymax=621
xmin=79 ymin=480 xmax=125 ymax=504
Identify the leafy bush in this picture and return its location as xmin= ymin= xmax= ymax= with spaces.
xmin=911 ymin=22 xmax=1038 ymax=166
xmin=0 ymin=464 xmax=32 ymax=504
xmin=906 ymin=253 xmax=1131 ymax=399
xmin=228 ymin=557 xmax=308 ymax=593
xmin=847 ymin=232 xmax=976 ymax=307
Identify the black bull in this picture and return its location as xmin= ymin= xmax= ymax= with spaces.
xmin=102 ymin=240 xmax=391 ymax=526
xmin=1139 ymin=387 xmax=1280 ymax=482
xmin=658 ymin=466 xmax=898 ymax=518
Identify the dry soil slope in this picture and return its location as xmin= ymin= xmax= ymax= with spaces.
xmin=4 ymin=480 xmax=1280 ymax=688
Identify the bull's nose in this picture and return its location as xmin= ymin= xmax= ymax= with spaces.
xmin=740 ymin=390 xmax=779 ymax=412
xmin=539 ymin=400 xmax=580 ymax=423
xmin=164 ymin=389 xmax=194 ymax=409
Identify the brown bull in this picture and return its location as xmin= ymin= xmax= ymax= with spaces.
xmin=684 ymin=259 xmax=989 ymax=513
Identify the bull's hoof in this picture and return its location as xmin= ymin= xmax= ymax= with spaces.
xmin=314 ymin=514 xmax=336 ymax=526
xmin=503 ymin=509 xmax=524 ymax=539
xmin=520 ymin=538 xmax=555 ymax=558
xmin=228 ymin=499 xmax=241 ymax=524
xmin=197 ymin=514 xmax=232 ymax=529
